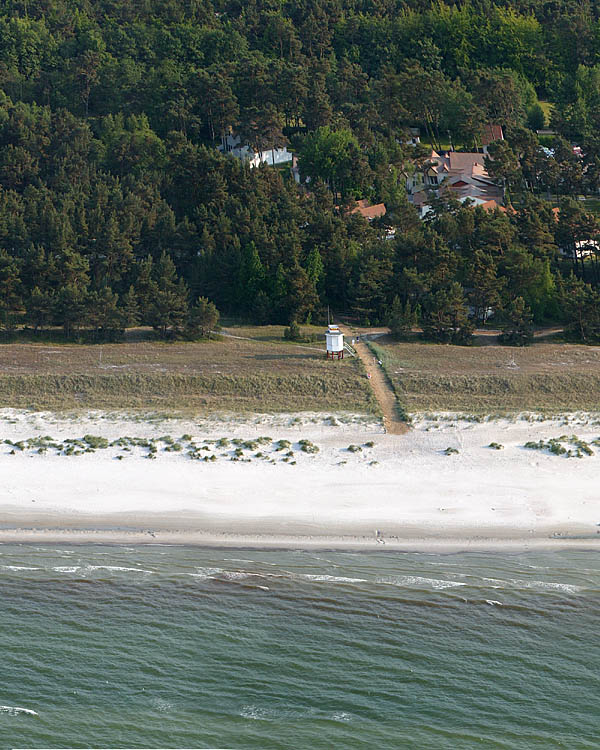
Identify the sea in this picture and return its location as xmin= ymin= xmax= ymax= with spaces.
xmin=0 ymin=544 xmax=598 ymax=750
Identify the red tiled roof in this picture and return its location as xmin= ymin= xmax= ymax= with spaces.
xmin=350 ymin=201 xmax=387 ymax=220
xmin=482 ymin=124 xmax=504 ymax=146
xmin=480 ymin=199 xmax=506 ymax=213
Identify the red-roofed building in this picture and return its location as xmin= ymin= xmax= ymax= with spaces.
xmin=349 ymin=200 xmax=387 ymax=221
xmin=481 ymin=124 xmax=504 ymax=154
xmin=480 ymin=199 xmax=507 ymax=213
xmin=406 ymin=142 xmax=504 ymax=218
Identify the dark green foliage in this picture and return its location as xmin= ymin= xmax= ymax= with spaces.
xmin=388 ymin=296 xmax=418 ymax=340
xmin=0 ymin=0 xmax=594 ymax=340
xmin=524 ymin=435 xmax=593 ymax=457
xmin=284 ymin=321 xmax=302 ymax=341
xmin=559 ymin=274 xmax=600 ymax=343
xmin=499 ymin=297 xmax=534 ymax=346
xmin=298 ymin=439 xmax=319 ymax=453
xmin=526 ymin=104 xmax=546 ymax=131
xmin=186 ymin=297 xmax=219 ymax=340
xmin=421 ymin=283 xmax=474 ymax=345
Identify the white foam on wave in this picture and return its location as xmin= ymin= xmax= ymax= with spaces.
xmin=187 ymin=567 xmax=223 ymax=579
xmin=301 ymin=574 xmax=368 ymax=584
xmin=221 ymin=571 xmax=257 ymax=581
xmin=482 ymin=576 xmax=582 ymax=594
xmin=152 ymin=698 xmax=172 ymax=713
xmin=331 ymin=711 xmax=352 ymax=722
xmin=376 ymin=575 xmax=467 ymax=590
xmin=52 ymin=565 xmax=154 ymax=575
xmin=1 ymin=565 xmax=39 ymax=571
xmin=486 ymin=600 xmax=503 ymax=606
xmin=513 ymin=578 xmax=582 ymax=594
xmin=88 ymin=565 xmax=154 ymax=574
xmin=240 ymin=705 xmax=272 ymax=721
xmin=0 ymin=705 xmax=38 ymax=716
xmin=240 ymin=704 xmax=352 ymax=722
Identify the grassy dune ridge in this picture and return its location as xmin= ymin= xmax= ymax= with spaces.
xmin=0 ymin=372 xmax=376 ymax=412
xmin=371 ymin=340 xmax=600 ymax=414
xmin=0 ymin=333 xmax=377 ymax=414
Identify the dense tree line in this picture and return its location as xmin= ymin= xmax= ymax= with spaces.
xmin=0 ymin=0 xmax=600 ymax=342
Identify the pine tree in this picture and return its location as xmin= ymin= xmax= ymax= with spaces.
xmin=147 ymin=252 xmax=189 ymax=337
xmin=26 ymin=286 xmax=53 ymax=332
xmin=388 ymin=295 xmax=419 ymax=339
xmin=0 ymin=248 xmax=22 ymax=328
xmin=500 ymin=296 xmax=534 ymax=346
xmin=421 ymin=283 xmax=474 ymax=344
xmin=468 ymin=250 xmax=503 ymax=325
xmin=54 ymin=283 xmax=89 ymax=338
xmin=121 ymin=286 xmax=140 ymax=328
xmin=186 ymin=297 xmax=219 ymax=339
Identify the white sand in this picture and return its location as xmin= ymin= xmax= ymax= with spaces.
xmin=0 ymin=409 xmax=599 ymax=550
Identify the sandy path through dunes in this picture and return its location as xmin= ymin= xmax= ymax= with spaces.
xmin=339 ymin=325 xmax=408 ymax=435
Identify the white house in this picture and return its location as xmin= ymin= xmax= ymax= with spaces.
xmin=219 ymin=133 xmax=293 ymax=168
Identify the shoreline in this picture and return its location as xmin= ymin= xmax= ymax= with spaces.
xmin=0 ymin=526 xmax=599 ymax=552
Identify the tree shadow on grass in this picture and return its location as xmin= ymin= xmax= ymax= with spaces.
xmin=251 ymin=353 xmax=320 ymax=361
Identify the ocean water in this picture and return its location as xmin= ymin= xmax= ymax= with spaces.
xmin=0 ymin=545 xmax=598 ymax=749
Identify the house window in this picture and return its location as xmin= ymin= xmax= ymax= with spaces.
xmin=428 ymin=175 xmax=438 ymax=185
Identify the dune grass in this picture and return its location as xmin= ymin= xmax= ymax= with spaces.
xmin=0 ymin=336 xmax=377 ymax=414
xmin=370 ymin=339 xmax=600 ymax=414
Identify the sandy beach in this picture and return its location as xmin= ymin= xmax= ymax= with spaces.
xmin=1 ymin=409 xmax=599 ymax=551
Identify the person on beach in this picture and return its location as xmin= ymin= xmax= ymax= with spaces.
xmin=367 ymin=372 xmax=371 ymax=379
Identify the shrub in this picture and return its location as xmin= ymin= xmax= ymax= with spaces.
xmin=524 ymin=440 xmax=544 ymax=450
xmin=275 ymin=439 xmax=291 ymax=451
xmin=83 ymin=435 xmax=109 ymax=449
xmin=444 ymin=447 xmax=459 ymax=455
xmin=299 ymin=439 xmax=319 ymax=453
xmin=284 ymin=320 xmax=302 ymax=341
xmin=347 ymin=444 xmax=362 ymax=453
xmin=488 ymin=442 xmax=504 ymax=450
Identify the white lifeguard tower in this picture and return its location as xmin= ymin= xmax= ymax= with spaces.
xmin=325 ymin=324 xmax=344 ymax=360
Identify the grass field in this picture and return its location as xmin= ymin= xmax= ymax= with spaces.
xmin=371 ymin=337 xmax=600 ymax=414
xmin=0 ymin=330 xmax=377 ymax=414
